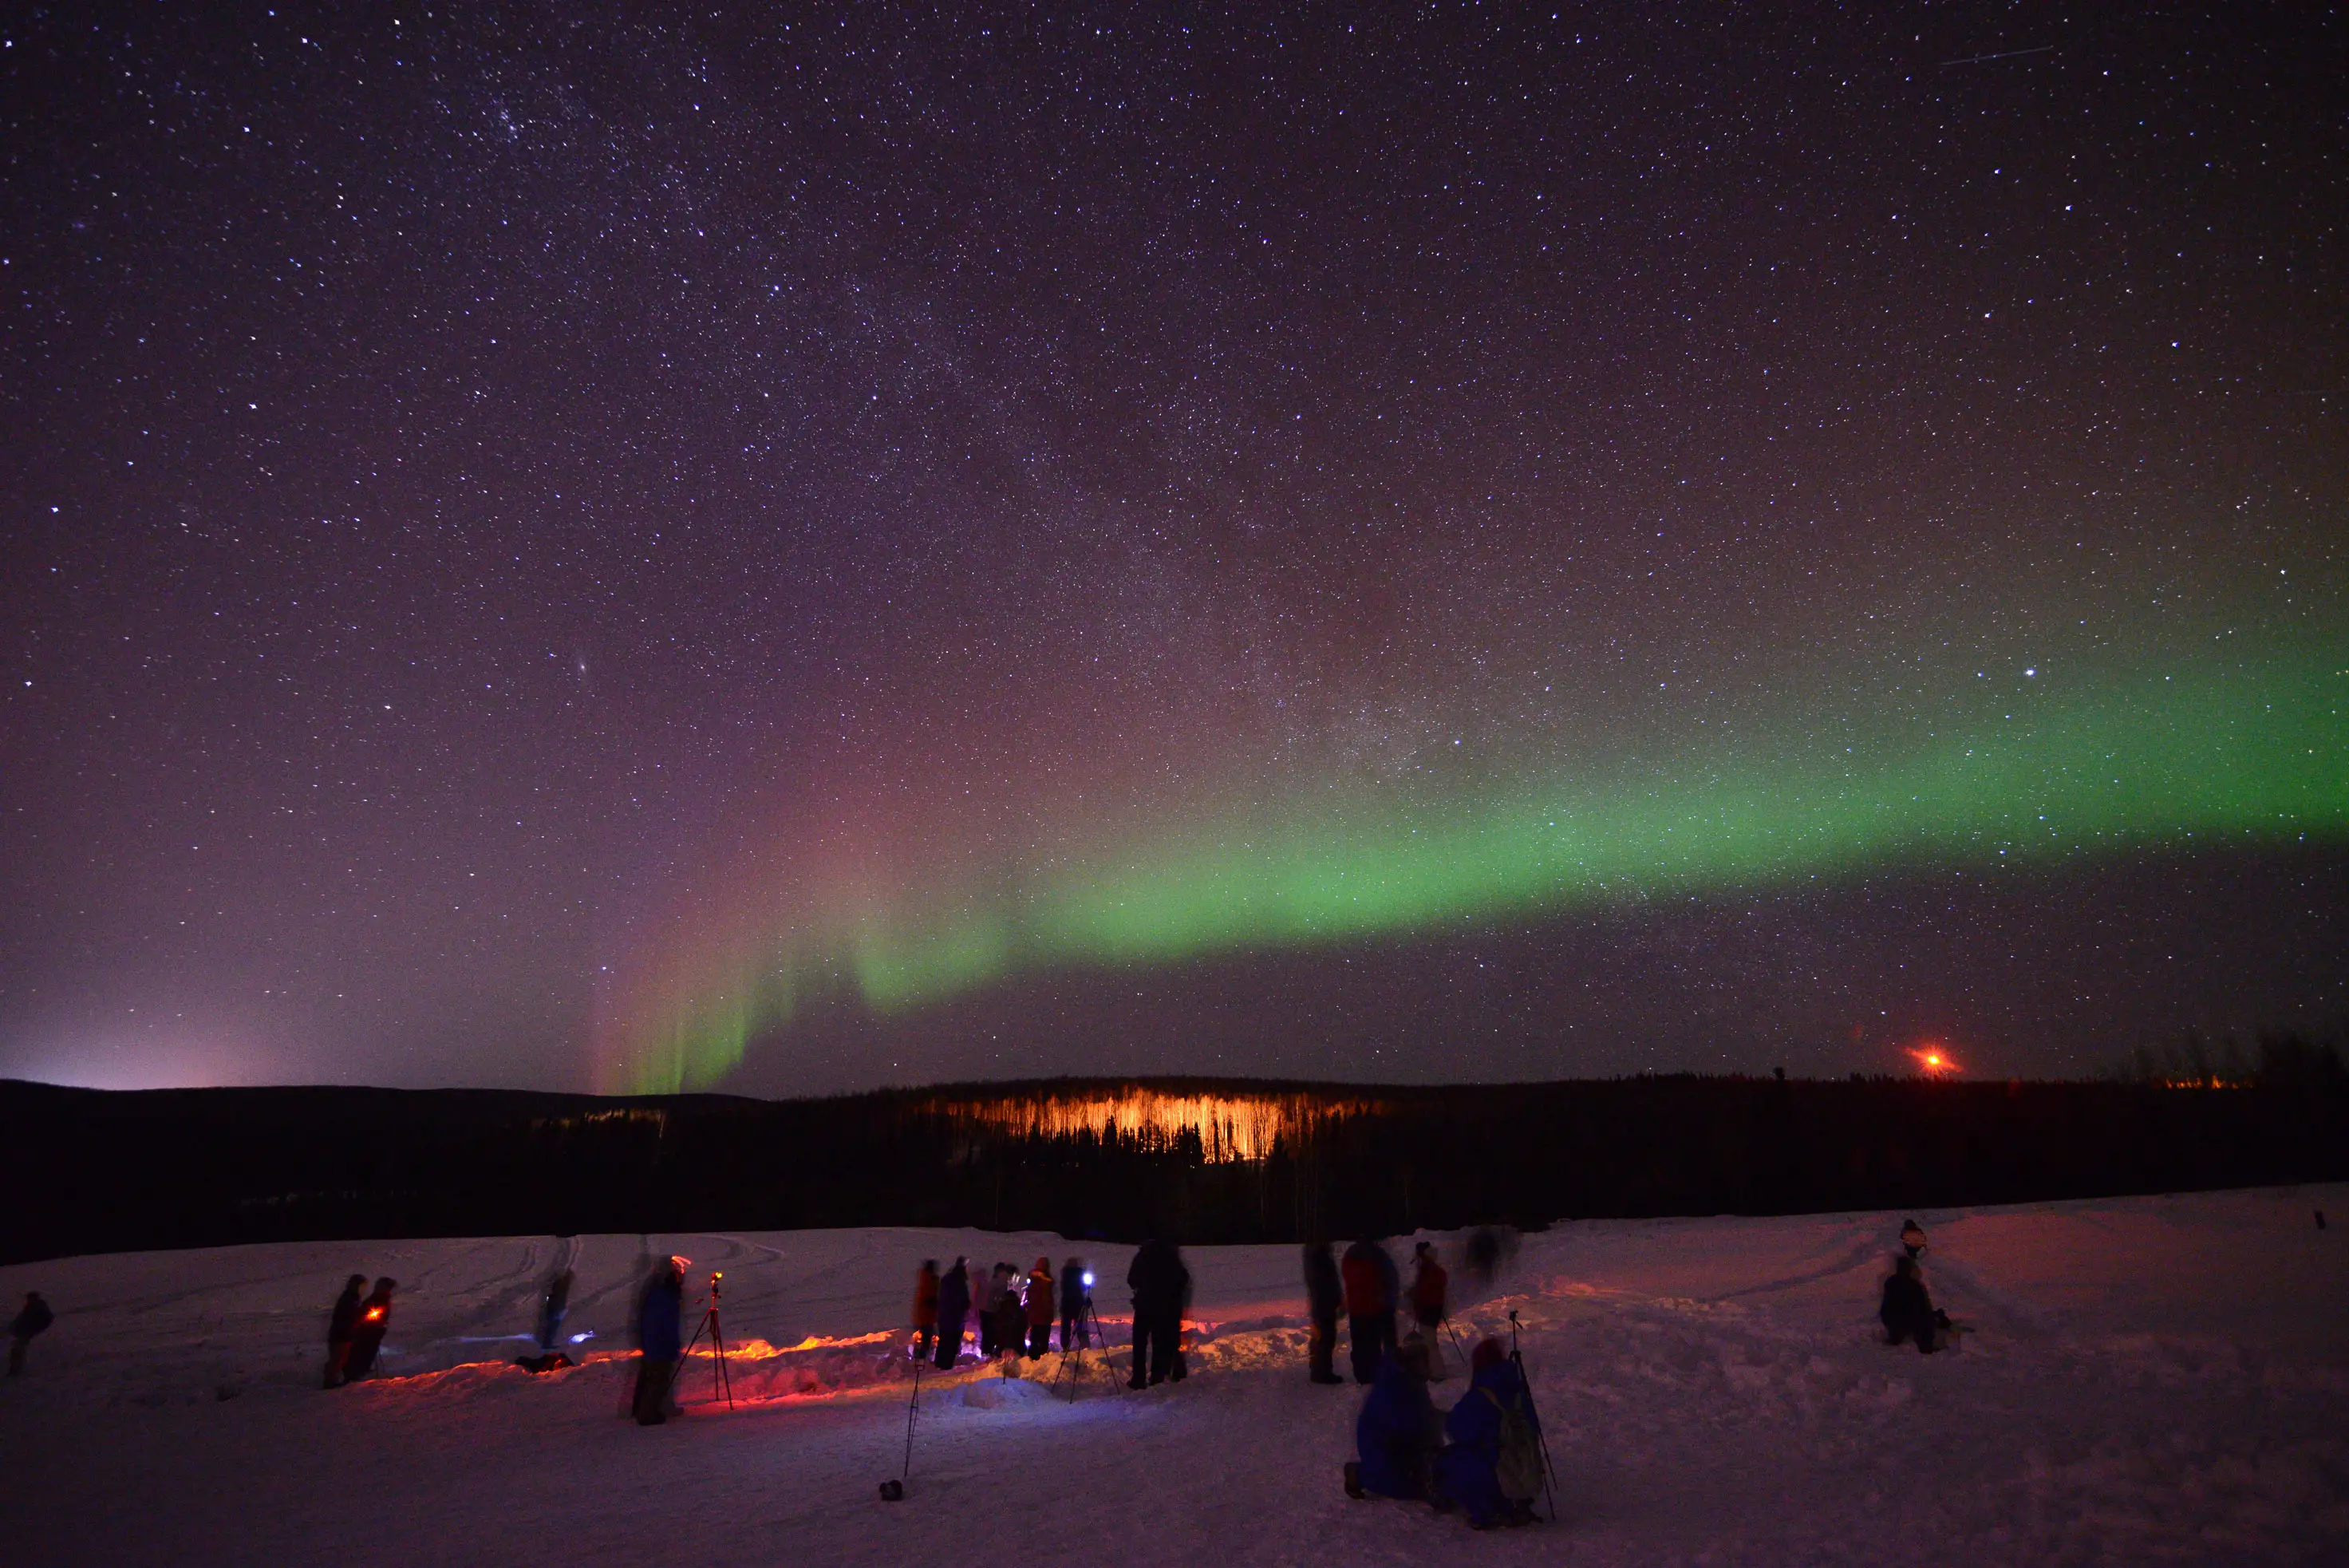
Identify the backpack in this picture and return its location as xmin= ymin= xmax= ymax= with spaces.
xmin=1482 ymin=1385 xmax=1545 ymax=1503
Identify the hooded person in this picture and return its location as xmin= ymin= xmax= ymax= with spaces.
xmin=322 ymin=1274 xmax=367 ymax=1388
xmin=1340 ymin=1238 xmax=1399 ymax=1384
xmin=631 ymin=1257 xmax=686 ymax=1424
xmin=343 ymin=1278 xmax=397 ymax=1382
xmin=933 ymin=1258 xmax=971 ymax=1370
xmin=1024 ymin=1258 xmax=1056 ymax=1357
xmin=1344 ymin=1337 xmax=1439 ymax=1502
xmin=1438 ymin=1338 xmax=1544 ymax=1529
xmin=1302 ymin=1242 xmax=1344 ymax=1384
xmin=9 ymin=1291 xmax=55 ymax=1378
xmin=1058 ymin=1258 xmax=1090 ymax=1352
xmin=1879 ymin=1254 xmax=1950 ymax=1353
xmin=1899 ymin=1219 xmax=1928 ymax=1262
xmin=1126 ymin=1237 xmax=1190 ymax=1388
xmin=911 ymin=1260 xmax=941 ymax=1360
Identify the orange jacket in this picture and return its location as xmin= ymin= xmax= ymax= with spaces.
xmin=914 ymin=1267 xmax=939 ymax=1328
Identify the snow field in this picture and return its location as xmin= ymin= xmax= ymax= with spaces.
xmin=1 ymin=1186 xmax=2343 ymax=1565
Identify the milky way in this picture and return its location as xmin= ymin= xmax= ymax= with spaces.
xmin=2 ymin=4 xmax=2343 ymax=1095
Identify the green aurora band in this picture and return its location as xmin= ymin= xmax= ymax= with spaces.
xmin=618 ymin=648 xmax=2348 ymax=1093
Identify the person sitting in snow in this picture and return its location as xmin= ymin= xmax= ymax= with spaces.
xmin=933 ymin=1258 xmax=970 ymax=1370
xmin=1438 ymin=1337 xmax=1544 ymax=1530
xmin=9 ymin=1290 xmax=54 ymax=1377
xmin=343 ymin=1278 xmax=397 ymax=1382
xmin=911 ymin=1260 xmax=940 ymax=1361
xmin=1024 ymin=1258 xmax=1056 ymax=1357
xmin=1879 ymin=1255 xmax=1951 ymax=1353
xmin=1344 ymin=1336 xmax=1439 ymax=1503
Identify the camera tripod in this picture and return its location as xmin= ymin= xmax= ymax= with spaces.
xmin=680 ymin=1270 xmax=735 ymax=1409
xmin=1054 ymin=1295 xmax=1123 ymax=1402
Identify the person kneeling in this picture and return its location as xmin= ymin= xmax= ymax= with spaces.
xmin=1437 ymin=1338 xmax=1544 ymax=1529
xmin=1878 ymin=1255 xmax=1952 ymax=1353
xmin=1344 ymin=1337 xmax=1439 ymax=1503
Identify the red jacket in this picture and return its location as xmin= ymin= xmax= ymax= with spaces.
xmin=1409 ymin=1260 xmax=1447 ymax=1319
xmin=1025 ymin=1266 xmax=1055 ymax=1327
xmin=1341 ymin=1254 xmax=1384 ymax=1317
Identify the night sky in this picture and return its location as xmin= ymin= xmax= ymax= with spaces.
xmin=4 ymin=3 xmax=2343 ymax=1097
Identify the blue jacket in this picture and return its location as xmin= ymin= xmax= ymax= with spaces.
xmin=1439 ymin=1359 xmax=1542 ymax=1523
xmin=1354 ymin=1354 xmax=1435 ymax=1497
xmin=638 ymin=1274 xmax=683 ymax=1362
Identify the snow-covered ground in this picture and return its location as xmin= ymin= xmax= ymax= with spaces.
xmin=2 ymin=1186 xmax=2344 ymax=1565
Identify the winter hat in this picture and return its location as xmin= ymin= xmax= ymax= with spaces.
xmin=1471 ymin=1337 xmax=1505 ymax=1372
xmin=1035 ymin=1256 xmax=1051 ymax=1273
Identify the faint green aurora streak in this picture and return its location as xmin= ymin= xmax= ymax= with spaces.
xmin=616 ymin=650 xmax=2347 ymax=1092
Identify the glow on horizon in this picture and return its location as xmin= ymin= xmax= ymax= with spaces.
xmin=601 ymin=647 xmax=2349 ymax=1094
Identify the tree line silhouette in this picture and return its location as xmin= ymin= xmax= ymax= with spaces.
xmin=3 ymin=1039 xmax=2343 ymax=1266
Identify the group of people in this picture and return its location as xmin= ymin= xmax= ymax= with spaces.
xmin=910 ymin=1254 xmax=1101 ymax=1373
xmin=1348 ymin=1331 xmax=1548 ymax=1530
xmin=322 ymin=1275 xmax=398 ymax=1388
xmin=1304 ymin=1236 xmax=1450 ymax=1385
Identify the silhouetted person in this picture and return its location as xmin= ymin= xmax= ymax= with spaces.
xmin=933 ymin=1258 xmax=970 ymax=1369
xmin=1408 ymin=1242 xmax=1449 ymax=1345
xmin=9 ymin=1291 xmax=54 ymax=1377
xmin=536 ymin=1268 xmax=574 ymax=1353
xmin=1899 ymin=1218 xmax=1928 ymax=1261
xmin=1439 ymin=1338 xmax=1544 ymax=1529
xmin=1879 ymin=1255 xmax=1949 ymax=1353
xmin=977 ymin=1262 xmax=1009 ymax=1358
xmin=993 ymin=1265 xmax=1028 ymax=1366
xmin=1058 ymin=1258 xmax=1089 ymax=1352
xmin=343 ymin=1278 xmax=397 ymax=1381
xmin=911 ymin=1259 xmax=940 ymax=1361
xmin=1303 ymin=1241 xmax=1343 ymax=1384
xmin=1342 ymin=1238 xmax=1398 ymax=1384
xmin=1345 ymin=1337 xmax=1438 ymax=1501
xmin=632 ymin=1256 xmax=685 ymax=1424
xmin=1024 ymin=1258 xmax=1055 ymax=1357
xmin=322 ymin=1274 xmax=367 ymax=1388
xmin=1127 ymin=1237 xmax=1189 ymax=1388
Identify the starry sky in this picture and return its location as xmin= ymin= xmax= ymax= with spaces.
xmin=3 ymin=2 xmax=2343 ymax=1096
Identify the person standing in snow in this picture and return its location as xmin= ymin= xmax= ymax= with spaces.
xmin=1345 ymin=1336 xmax=1439 ymax=1503
xmin=9 ymin=1291 xmax=54 ymax=1377
xmin=1058 ymin=1258 xmax=1089 ymax=1352
xmin=536 ymin=1268 xmax=574 ymax=1353
xmin=911 ymin=1259 xmax=941 ymax=1361
xmin=322 ymin=1274 xmax=367 ymax=1388
xmin=342 ymin=1278 xmax=397 ymax=1382
xmin=1879 ymin=1255 xmax=1950 ymax=1353
xmin=1024 ymin=1258 xmax=1056 ymax=1357
xmin=976 ymin=1263 xmax=1007 ymax=1358
xmin=632 ymin=1256 xmax=685 ymax=1424
xmin=1303 ymin=1241 xmax=1344 ymax=1385
xmin=1408 ymin=1242 xmax=1449 ymax=1346
xmin=1127 ymin=1236 xmax=1189 ymax=1388
xmin=1341 ymin=1238 xmax=1398 ymax=1384
xmin=933 ymin=1258 xmax=971 ymax=1370
xmin=994 ymin=1266 xmax=1028 ymax=1367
